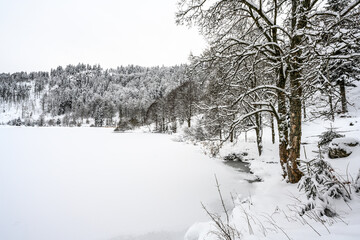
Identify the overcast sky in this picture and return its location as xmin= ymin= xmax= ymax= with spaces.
xmin=0 ymin=0 xmax=206 ymax=73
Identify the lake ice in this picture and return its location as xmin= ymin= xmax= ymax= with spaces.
xmin=0 ymin=127 xmax=251 ymax=240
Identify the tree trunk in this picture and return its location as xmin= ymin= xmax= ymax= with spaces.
xmin=286 ymin=0 xmax=309 ymax=183
xmin=339 ymin=79 xmax=347 ymax=113
xmin=288 ymin=83 xmax=303 ymax=183
xmin=162 ymin=117 xmax=165 ymax=132
xmin=326 ymin=60 xmax=335 ymax=121
xmin=155 ymin=116 xmax=158 ymax=131
xmin=255 ymin=112 xmax=263 ymax=156
xmin=271 ymin=113 xmax=275 ymax=144
xmin=277 ymin=80 xmax=289 ymax=179
xmin=328 ymin=91 xmax=335 ymax=121
xmin=188 ymin=103 xmax=192 ymax=127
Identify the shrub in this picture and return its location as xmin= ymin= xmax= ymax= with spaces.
xmin=183 ymin=125 xmax=207 ymax=141
xmin=298 ymin=158 xmax=351 ymax=217
xmin=318 ymin=128 xmax=344 ymax=147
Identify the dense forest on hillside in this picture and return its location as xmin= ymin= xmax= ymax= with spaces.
xmin=0 ymin=64 xmax=188 ymax=127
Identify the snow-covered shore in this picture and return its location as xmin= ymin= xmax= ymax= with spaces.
xmin=183 ymin=84 xmax=360 ymax=240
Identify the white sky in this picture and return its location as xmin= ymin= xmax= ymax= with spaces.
xmin=0 ymin=0 xmax=206 ymax=73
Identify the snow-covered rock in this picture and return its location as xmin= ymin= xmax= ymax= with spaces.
xmin=184 ymin=222 xmax=215 ymax=240
xmin=328 ymin=137 xmax=359 ymax=159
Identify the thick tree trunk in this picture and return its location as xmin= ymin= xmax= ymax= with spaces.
xmin=272 ymin=14 xmax=288 ymax=179
xmin=288 ymin=80 xmax=303 ymax=183
xmin=286 ymin=0 xmax=309 ymax=183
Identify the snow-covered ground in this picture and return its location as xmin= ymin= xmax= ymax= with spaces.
xmin=0 ymin=127 xmax=253 ymax=240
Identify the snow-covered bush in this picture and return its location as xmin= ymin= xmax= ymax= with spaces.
xmin=298 ymin=158 xmax=351 ymax=217
xmin=7 ymin=117 xmax=22 ymax=126
xmin=201 ymin=140 xmax=221 ymax=157
xmin=182 ymin=124 xmax=208 ymax=142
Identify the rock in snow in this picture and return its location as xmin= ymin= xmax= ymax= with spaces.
xmin=328 ymin=137 xmax=359 ymax=159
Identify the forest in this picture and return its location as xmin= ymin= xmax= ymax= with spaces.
xmin=0 ymin=64 xmax=188 ymax=128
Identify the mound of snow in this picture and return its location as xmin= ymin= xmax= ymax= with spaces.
xmin=329 ymin=137 xmax=359 ymax=158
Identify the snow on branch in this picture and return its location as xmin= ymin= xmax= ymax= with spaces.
xmin=241 ymin=0 xmax=275 ymax=26
xmin=341 ymin=0 xmax=360 ymax=17
xmin=309 ymin=0 xmax=360 ymax=19
xmin=232 ymin=84 xmax=290 ymax=107
xmin=231 ymin=108 xmax=277 ymax=129
xmin=329 ymin=53 xmax=360 ymax=59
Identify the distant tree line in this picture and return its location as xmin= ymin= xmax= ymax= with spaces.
xmin=0 ymin=63 xmax=187 ymax=127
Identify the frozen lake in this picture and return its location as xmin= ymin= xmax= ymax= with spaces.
xmin=0 ymin=127 xmax=251 ymax=240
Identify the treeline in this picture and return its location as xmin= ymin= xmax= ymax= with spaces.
xmin=0 ymin=71 xmax=49 ymax=103
xmin=145 ymin=80 xmax=200 ymax=133
xmin=0 ymin=63 xmax=187 ymax=127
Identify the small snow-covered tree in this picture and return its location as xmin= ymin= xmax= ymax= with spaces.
xmin=298 ymin=157 xmax=351 ymax=217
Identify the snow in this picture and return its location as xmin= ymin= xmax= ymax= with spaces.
xmin=329 ymin=136 xmax=359 ymax=155
xmin=0 ymin=127 xmax=252 ymax=240
xmin=330 ymin=137 xmax=359 ymax=146
xmin=182 ymin=122 xmax=360 ymax=239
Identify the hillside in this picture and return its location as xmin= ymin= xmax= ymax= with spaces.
xmin=0 ymin=64 xmax=187 ymax=127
